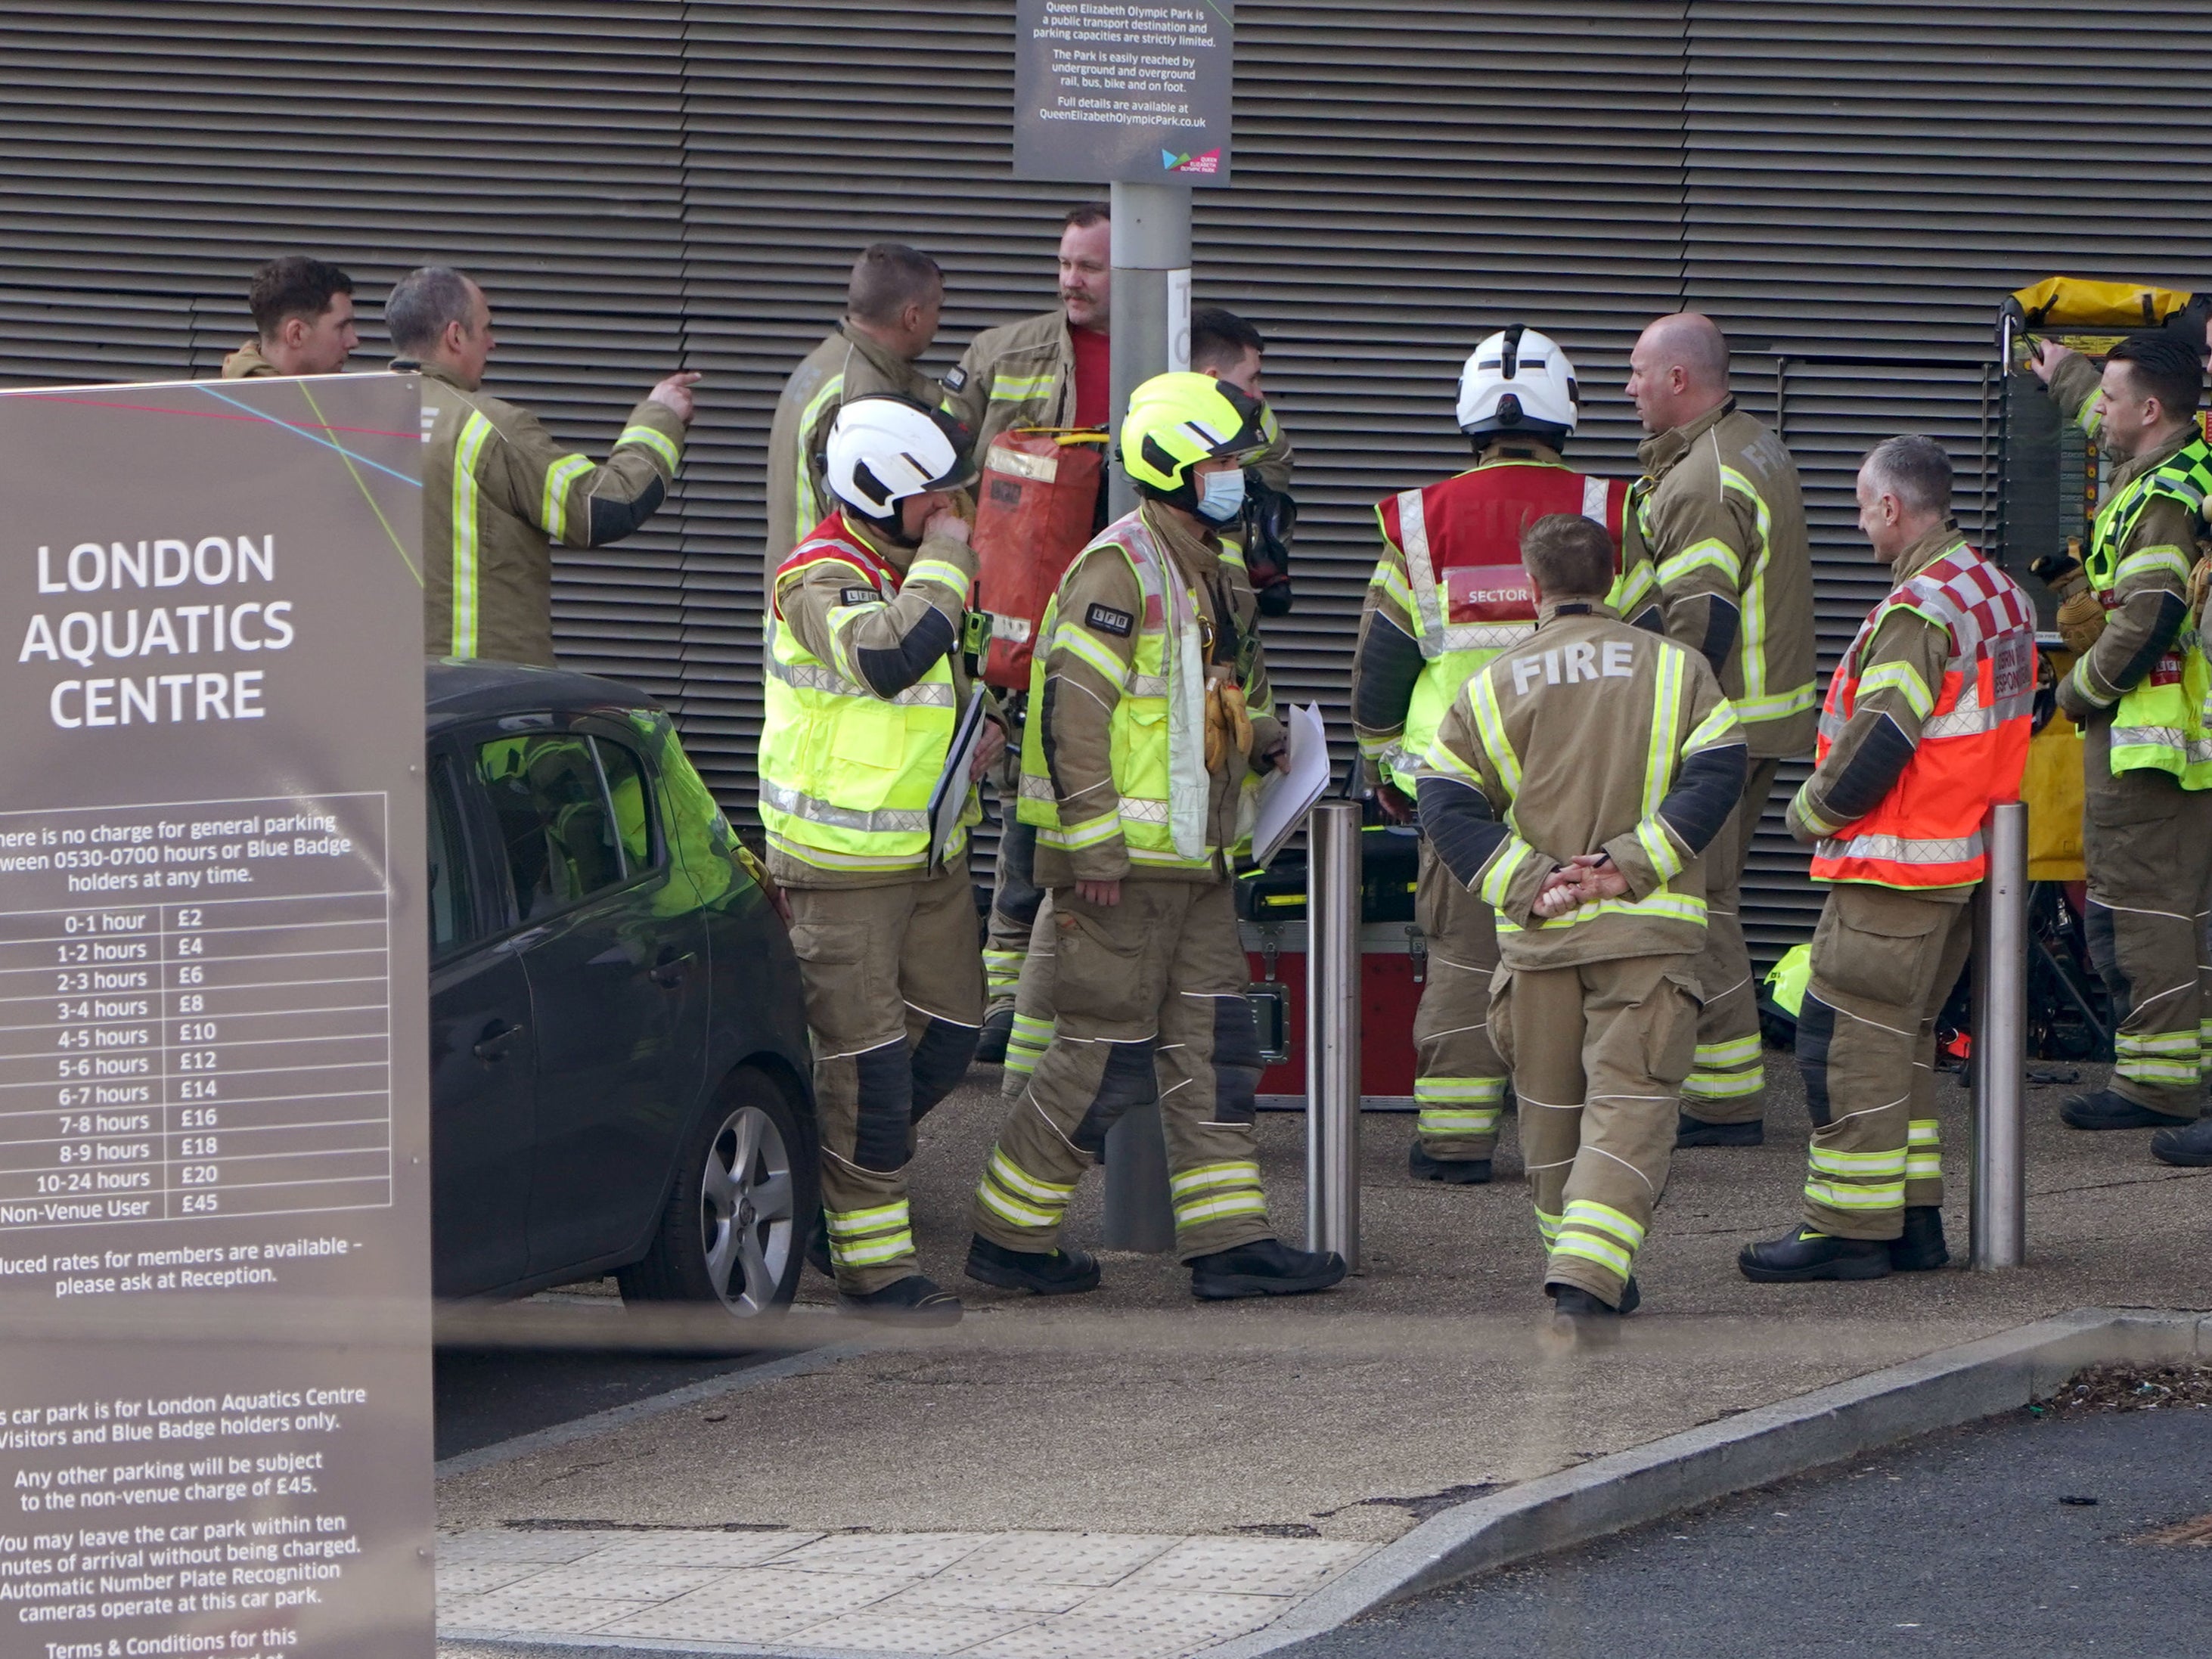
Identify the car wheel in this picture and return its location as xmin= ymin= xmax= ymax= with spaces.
xmin=619 ymin=1068 xmax=814 ymax=1319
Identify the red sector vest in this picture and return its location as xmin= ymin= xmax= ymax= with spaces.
xmin=1378 ymin=459 xmax=1627 ymax=653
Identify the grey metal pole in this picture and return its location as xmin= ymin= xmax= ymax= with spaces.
xmin=1098 ymin=179 xmax=1192 ymax=1252
xmin=1971 ymin=801 xmax=2028 ymax=1270
xmin=1306 ymin=801 xmax=1362 ymax=1269
xmin=1104 ymin=180 xmax=1193 ymax=519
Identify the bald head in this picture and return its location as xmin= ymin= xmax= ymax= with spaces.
xmin=1627 ymin=312 xmax=1732 ymax=434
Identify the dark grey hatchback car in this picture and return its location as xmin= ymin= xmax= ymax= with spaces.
xmin=425 ymin=661 xmax=816 ymax=1318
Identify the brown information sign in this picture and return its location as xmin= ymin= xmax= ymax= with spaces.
xmin=1013 ymin=0 xmax=1234 ymax=184
xmin=0 ymin=374 xmax=432 ymax=1658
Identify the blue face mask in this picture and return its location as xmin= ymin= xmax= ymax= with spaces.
xmin=1195 ymin=467 xmax=1247 ymax=526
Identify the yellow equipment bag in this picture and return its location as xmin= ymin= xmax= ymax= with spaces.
xmin=2023 ymin=710 xmax=2086 ymax=882
xmin=1764 ymin=944 xmax=1811 ymax=1020
xmin=2009 ymin=276 xmax=2196 ymax=330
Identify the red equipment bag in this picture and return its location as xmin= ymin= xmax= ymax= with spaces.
xmin=972 ymin=427 xmax=1107 ymax=690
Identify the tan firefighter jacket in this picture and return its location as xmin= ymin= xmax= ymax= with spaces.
xmin=1623 ymin=398 xmax=1816 ymax=758
xmin=1417 ymin=599 xmax=1745 ymax=969
xmin=408 ymin=360 xmax=686 ymax=668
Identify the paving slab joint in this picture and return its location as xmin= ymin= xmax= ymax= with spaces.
xmin=1202 ymin=1306 xmax=2211 ymax=1657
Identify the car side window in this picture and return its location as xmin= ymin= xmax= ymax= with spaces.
xmin=594 ymin=736 xmax=657 ymax=875
xmin=476 ymin=733 xmax=627 ymax=922
xmin=427 ymin=756 xmax=478 ymax=958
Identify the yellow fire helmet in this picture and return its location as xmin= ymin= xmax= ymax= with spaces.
xmin=1119 ymin=371 xmax=1266 ymax=507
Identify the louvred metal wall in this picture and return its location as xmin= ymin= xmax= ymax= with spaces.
xmin=1 ymin=0 xmax=2202 ymax=963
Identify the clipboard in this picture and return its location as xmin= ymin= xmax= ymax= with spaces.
xmin=928 ymin=684 xmax=991 ymax=872
xmin=1250 ymin=703 xmax=1331 ymax=870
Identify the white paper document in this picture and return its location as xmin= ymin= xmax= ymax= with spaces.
xmin=1250 ymin=702 xmax=1331 ymax=870
xmin=929 ymin=684 xmax=991 ymax=872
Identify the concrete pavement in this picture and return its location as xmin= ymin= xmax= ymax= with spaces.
xmin=433 ymin=1054 xmax=2210 ymax=1653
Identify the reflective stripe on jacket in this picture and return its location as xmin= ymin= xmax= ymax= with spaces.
xmin=1367 ymin=453 xmax=1635 ymax=792
xmin=2080 ymin=436 xmax=2212 ymax=784
xmin=757 ymin=516 xmax=973 ymax=876
xmin=1809 ymin=544 xmax=2037 ymax=888
xmin=411 ymin=361 xmax=684 ymax=668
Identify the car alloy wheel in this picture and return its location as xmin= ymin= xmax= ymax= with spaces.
xmin=698 ymin=1101 xmax=796 ymax=1317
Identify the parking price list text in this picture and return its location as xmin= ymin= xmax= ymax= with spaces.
xmin=0 ymin=795 xmax=391 ymax=1234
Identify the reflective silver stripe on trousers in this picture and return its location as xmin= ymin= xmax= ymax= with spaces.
xmin=758 ymin=779 xmax=931 ymax=834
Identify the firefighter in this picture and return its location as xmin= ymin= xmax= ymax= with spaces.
xmin=991 ymin=305 xmax=1297 ymax=1095
xmin=1191 ymin=306 xmax=1298 ymax=614
xmin=1417 ymin=513 xmax=1745 ymax=1322
xmin=965 ymin=372 xmax=1345 ymax=1301
xmin=764 ymin=243 xmax=946 ymax=565
xmin=1623 ymin=312 xmax=1816 ymax=1147
xmin=1351 ymin=325 xmax=1650 ymax=1184
xmin=2029 ymin=333 xmax=2212 ymax=1146
xmin=946 ymin=210 xmax=1299 ymax=1059
xmin=945 ymin=203 xmax=1115 ymax=1060
xmin=391 ymin=265 xmax=695 ymax=667
xmin=1740 ymin=437 xmax=2036 ymax=1280
xmin=221 ymin=256 xmax=358 ymax=379
xmin=759 ymin=393 xmax=1000 ymax=1326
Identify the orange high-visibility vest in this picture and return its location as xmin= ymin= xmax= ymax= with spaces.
xmin=1810 ymin=543 xmax=2037 ymax=889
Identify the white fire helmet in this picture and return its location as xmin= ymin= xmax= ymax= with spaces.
xmin=1457 ymin=324 xmax=1581 ymax=442
xmin=822 ymin=393 xmax=975 ymax=532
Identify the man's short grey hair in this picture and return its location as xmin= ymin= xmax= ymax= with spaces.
xmin=386 ymin=265 xmax=479 ymax=355
xmin=1863 ymin=435 xmax=1953 ymax=516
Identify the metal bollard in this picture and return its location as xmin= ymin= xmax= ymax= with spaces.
xmin=1971 ymin=801 xmax=2028 ymax=1269
xmin=1305 ymin=802 xmax=1362 ymax=1269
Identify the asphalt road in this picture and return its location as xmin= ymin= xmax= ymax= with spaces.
xmin=1285 ymin=1402 xmax=2212 ymax=1659
xmin=433 ymin=1341 xmax=804 ymax=1462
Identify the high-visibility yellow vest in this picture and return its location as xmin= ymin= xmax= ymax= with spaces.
xmin=2083 ymin=436 xmax=2212 ymax=786
xmin=756 ymin=516 xmax=969 ymax=874
xmin=1016 ymin=511 xmax=1227 ymax=871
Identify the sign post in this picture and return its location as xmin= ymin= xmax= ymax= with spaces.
xmin=0 ymin=375 xmax=433 ymax=1657
xmin=1014 ymin=2 xmax=1233 ymax=1249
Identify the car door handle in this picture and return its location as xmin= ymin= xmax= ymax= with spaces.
xmin=472 ymin=1020 xmax=526 ymax=1061
xmin=648 ymin=950 xmax=696 ymax=989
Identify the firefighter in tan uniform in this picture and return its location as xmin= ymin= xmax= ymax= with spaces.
xmin=2029 ymin=333 xmax=2212 ymax=1155
xmin=944 ymin=209 xmax=1295 ymax=1059
xmin=1742 ymin=438 xmax=2036 ymax=1281
xmin=388 ymin=265 xmax=694 ymax=667
xmin=1351 ymin=325 xmax=1651 ymax=1183
xmin=763 ymin=243 xmax=945 ymax=565
xmin=759 ymin=394 xmax=998 ymax=1326
xmin=220 ymin=255 xmax=358 ymax=380
xmin=964 ymin=373 xmax=1345 ymax=1301
xmin=1419 ymin=514 xmax=1746 ymax=1321
xmin=1621 ymin=312 xmax=1816 ymax=1145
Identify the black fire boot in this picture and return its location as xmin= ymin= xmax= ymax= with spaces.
xmin=1889 ymin=1205 xmax=1950 ymax=1272
xmin=2151 ymin=1116 xmax=2212 ymax=1167
xmin=1409 ymin=1143 xmax=1493 ymax=1185
xmin=1739 ymin=1226 xmax=1891 ymax=1282
xmin=805 ymin=1210 xmax=832 ymax=1279
xmin=965 ymin=1236 xmax=1102 ymax=1296
xmin=973 ymin=1006 xmax=1015 ymax=1065
xmin=1676 ymin=1114 xmax=1764 ymax=1148
xmin=836 ymin=1273 xmax=963 ymax=1326
xmin=1548 ymin=1276 xmax=1640 ymax=1319
xmin=1189 ymin=1238 xmax=1347 ymax=1300
xmin=2060 ymin=1088 xmax=2193 ymax=1131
